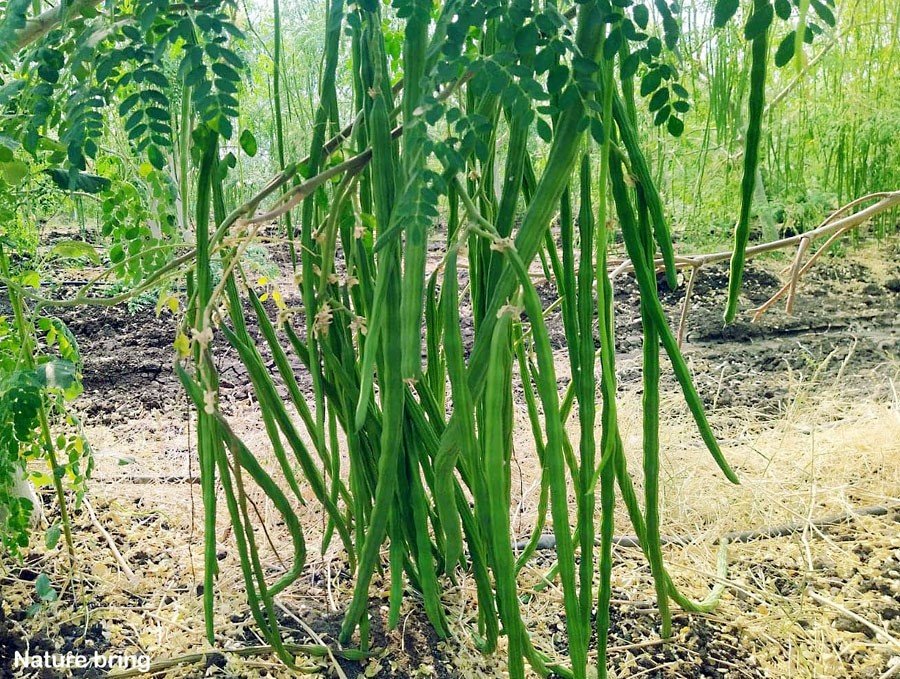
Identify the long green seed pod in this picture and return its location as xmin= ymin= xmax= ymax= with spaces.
xmin=219 ymin=325 xmax=355 ymax=562
xmin=433 ymin=248 xmax=469 ymax=571
xmin=191 ymin=137 xmax=219 ymax=644
xmin=611 ymin=93 xmax=678 ymax=289
xmin=512 ymin=326 xmax=550 ymax=574
xmin=503 ymin=246 xmax=587 ymax=679
xmin=611 ymin=431 xmax=728 ymax=613
xmin=354 ymin=21 xmax=397 ymax=428
xmin=424 ymin=271 xmax=445 ymax=408
xmin=398 ymin=0 xmax=431 ymax=379
xmin=608 ymin=151 xmax=739 ymax=485
xmin=637 ymin=186 xmax=672 ymax=638
xmin=594 ymin=149 xmax=618 ymax=679
xmin=483 ymin=308 xmax=526 ymax=678
xmin=574 ymin=154 xmax=597 ymax=640
xmin=404 ymin=449 xmax=449 ymax=637
xmin=559 ymin=184 xmax=582 ymax=393
xmin=387 ymin=512 xmax=404 ymax=629
xmin=725 ymin=0 xmax=770 ymax=322
xmin=339 ymin=272 xmax=405 ymax=644
xmin=594 ymin=40 xmax=622 ymax=674
xmin=271 ymin=0 xmax=294 ymax=263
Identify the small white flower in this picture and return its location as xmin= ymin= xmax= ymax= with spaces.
xmin=490 ymin=237 xmax=515 ymax=253
xmin=349 ymin=315 xmax=368 ymax=336
xmin=191 ymin=326 xmax=214 ymax=348
xmin=314 ymin=302 xmax=334 ymax=337
xmin=497 ymin=304 xmax=523 ymax=319
xmin=203 ymin=390 xmax=216 ymax=414
xmin=277 ymin=309 xmax=294 ymax=327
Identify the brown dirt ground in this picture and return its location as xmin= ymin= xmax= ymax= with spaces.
xmin=1 ymin=238 xmax=899 ymax=678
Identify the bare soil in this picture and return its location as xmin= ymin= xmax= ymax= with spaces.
xmin=48 ymin=238 xmax=900 ymax=425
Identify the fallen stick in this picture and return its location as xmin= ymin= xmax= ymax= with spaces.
xmin=607 ymin=637 xmax=667 ymax=654
xmin=83 ymin=498 xmax=136 ymax=581
xmin=514 ymin=503 xmax=894 ymax=552
xmin=276 ymin=601 xmax=348 ymax=679
xmin=807 ymin=588 xmax=900 ymax=650
xmin=107 ymin=643 xmax=379 ymax=678
xmin=750 ymin=214 xmax=870 ymax=320
xmin=880 ymin=661 xmax=900 ymax=679
xmin=606 ymin=191 xmax=899 ymax=333
xmin=609 ymin=191 xmax=900 ymax=281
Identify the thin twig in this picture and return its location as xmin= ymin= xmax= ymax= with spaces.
xmin=879 ymin=660 xmax=900 ymax=679
xmin=807 ymin=588 xmax=900 ymax=649
xmin=83 ymin=498 xmax=136 ymax=581
xmin=107 ymin=643 xmax=376 ymax=678
xmin=607 ymin=638 xmax=667 ymax=654
xmin=677 ymin=265 xmax=701 ymax=348
xmin=785 ymin=236 xmax=811 ymax=315
xmin=275 ymin=601 xmax=348 ymax=679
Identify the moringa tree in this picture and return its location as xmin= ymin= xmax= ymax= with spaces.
xmin=0 ymin=0 xmax=841 ymax=676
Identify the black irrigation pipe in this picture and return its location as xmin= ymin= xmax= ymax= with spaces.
xmin=93 ymin=475 xmax=201 ymax=485
xmin=515 ymin=504 xmax=895 ymax=552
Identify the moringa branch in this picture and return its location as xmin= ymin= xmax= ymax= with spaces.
xmin=13 ymin=0 xmax=103 ymax=52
